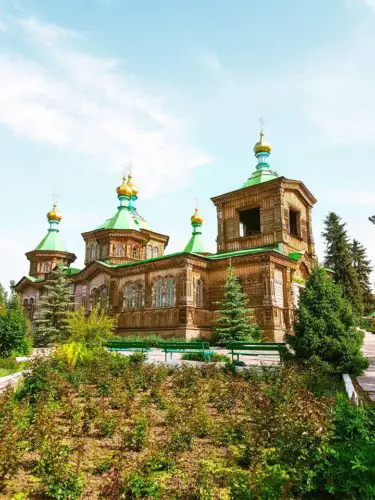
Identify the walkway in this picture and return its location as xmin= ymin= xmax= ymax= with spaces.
xmin=356 ymin=332 xmax=375 ymax=402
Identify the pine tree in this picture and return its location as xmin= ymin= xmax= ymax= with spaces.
xmin=287 ymin=266 xmax=368 ymax=376
xmin=322 ymin=212 xmax=363 ymax=315
xmin=0 ymin=285 xmax=31 ymax=357
xmin=351 ymin=239 xmax=374 ymax=314
xmin=33 ymin=267 xmax=73 ymax=347
xmin=215 ymin=265 xmax=262 ymax=344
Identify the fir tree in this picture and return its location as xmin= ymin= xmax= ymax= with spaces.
xmin=369 ymin=215 xmax=375 ymax=225
xmin=351 ymin=239 xmax=374 ymax=314
xmin=33 ymin=267 xmax=73 ymax=347
xmin=322 ymin=212 xmax=363 ymax=315
xmin=287 ymin=266 xmax=368 ymax=376
xmin=215 ymin=265 xmax=262 ymax=344
xmin=0 ymin=285 xmax=31 ymax=357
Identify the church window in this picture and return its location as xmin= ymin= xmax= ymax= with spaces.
xmin=90 ymin=288 xmax=100 ymax=309
xmin=154 ymin=279 xmax=163 ymax=308
xmin=124 ymin=285 xmax=134 ymax=309
xmin=239 ymin=208 xmax=261 ymax=237
xmin=152 ymin=246 xmax=159 ymax=258
xmin=116 ymin=243 xmax=123 ymax=257
xmin=99 ymin=285 xmax=109 ymax=311
xmin=194 ymin=279 xmax=203 ymax=307
xmin=42 ymin=262 xmax=50 ymax=273
xmin=134 ymin=283 xmax=144 ymax=309
xmin=289 ymin=209 xmax=300 ymax=237
xmin=132 ymin=247 xmax=138 ymax=259
xmin=146 ymin=244 xmax=152 ymax=259
xmin=90 ymin=243 xmax=97 ymax=262
xmin=101 ymin=245 xmax=108 ymax=259
xmin=165 ymin=278 xmax=175 ymax=307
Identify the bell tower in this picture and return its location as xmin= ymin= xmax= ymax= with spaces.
xmin=211 ymin=128 xmax=316 ymax=260
xmin=26 ymin=204 xmax=76 ymax=279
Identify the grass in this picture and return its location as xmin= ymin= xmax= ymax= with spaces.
xmin=108 ymin=334 xmax=210 ymax=347
xmin=0 ymin=358 xmax=25 ymax=377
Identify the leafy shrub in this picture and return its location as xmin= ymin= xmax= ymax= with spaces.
xmin=35 ymin=439 xmax=84 ymax=499
xmin=168 ymin=428 xmax=193 ymax=452
xmin=0 ymin=289 xmax=31 ymax=357
xmin=66 ymin=306 xmax=114 ymax=347
xmin=182 ymin=351 xmax=231 ymax=363
xmin=317 ymin=394 xmax=375 ymax=498
xmin=123 ymin=411 xmax=148 ymax=451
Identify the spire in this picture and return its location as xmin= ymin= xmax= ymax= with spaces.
xmin=184 ymin=208 xmax=206 ymax=253
xmin=242 ymin=124 xmax=278 ymax=188
xmin=35 ymin=204 xmax=67 ymax=251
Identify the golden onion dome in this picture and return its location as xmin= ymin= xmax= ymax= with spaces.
xmin=191 ymin=208 xmax=203 ymax=225
xmin=253 ymin=129 xmax=272 ymax=155
xmin=127 ymin=173 xmax=138 ymax=196
xmin=116 ymin=176 xmax=133 ymax=197
xmin=47 ymin=204 xmax=62 ymax=222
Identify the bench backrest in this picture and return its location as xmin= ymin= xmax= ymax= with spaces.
xmin=161 ymin=341 xmax=210 ymax=350
xmin=106 ymin=341 xmax=150 ymax=349
xmin=226 ymin=342 xmax=286 ymax=350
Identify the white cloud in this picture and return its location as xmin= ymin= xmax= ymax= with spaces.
xmin=0 ymin=17 xmax=210 ymax=197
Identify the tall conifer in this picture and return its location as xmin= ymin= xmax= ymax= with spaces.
xmin=322 ymin=212 xmax=363 ymax=315
xmin=351 ymin=239 xmax=374 ymax=314
xmin=0 ymin=285 xmax=31 ymax=357
xmin=287 ymin=266 xmax=368 ymax=375
xmin=215 ymin=265 xmax=262 ymax=344
xmin=33 ymin=267 xmax=73 ymax=346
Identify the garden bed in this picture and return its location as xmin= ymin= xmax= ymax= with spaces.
xmin=0 ymin=350 xmax=374 ymax=499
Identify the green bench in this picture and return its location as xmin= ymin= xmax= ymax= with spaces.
xmin=226 ymin=342 xmax=286 ymax=363
xmin=106 ymin=340 xmax=151 ymax=360
xmin=160 ymin=341 xmax=212 ymax=363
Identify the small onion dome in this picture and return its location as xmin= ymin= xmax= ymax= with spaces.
xmin=253 ymin=129 xmax=272 ymax=155
xmin=116 ymin=176 xmax=133 ymax=197
xmin=47 ymin=204 xmax=62 ymax=222
xmin=191 ymin=208 xmax=203 ymax=225
xmin=127 ymin=173 xmax=138 ymax=196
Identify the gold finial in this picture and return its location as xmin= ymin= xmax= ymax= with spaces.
xmin=116 ymin=175 xmax=132 ymax=197
xmin=253 ymin=118 xmax=271 ymax=155
xmin=47 ymin=203 xmax=62 ymax=222
xmin=127 ymin=171 xmax=138 ymax=196
xmin=191 ymin=207 xmax=203 ymax=225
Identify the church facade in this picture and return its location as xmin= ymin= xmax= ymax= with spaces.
xmin=15 ymin=130 xmax=316 ymax=341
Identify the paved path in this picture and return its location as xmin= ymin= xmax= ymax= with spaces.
xmin=356 ymin=332 xmax=375 ymax=402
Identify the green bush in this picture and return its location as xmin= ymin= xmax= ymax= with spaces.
xmin=287 ymin=266 xmax=368 ymax=375
xmin=182 ymin=351 xmax=230 ymax=363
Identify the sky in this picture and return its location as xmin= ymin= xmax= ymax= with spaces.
xmin=0 ymin=0 xmax=375 ymax=288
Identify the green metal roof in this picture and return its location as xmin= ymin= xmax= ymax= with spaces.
xmin=96 ymin=206 xmax=140 ymax=231
xmin=93 ymin=245 xmax=287 ymax=271
xmin=25 ymin=275 xmax=45 ymax=283
xmin=35 ymin=229 xmax=67 ymax=252
xmin=184 ymin=232 xmax=206 ymax=253
xmin=288 ymin=251 xmax=305 ymax=262
xmin=242 ymin=167 xmax=279 ymax=187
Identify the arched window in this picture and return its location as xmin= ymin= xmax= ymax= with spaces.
xmin=152 ymin=246 xmax=159 ymax=258
xmin=123 ymin=282 xmax=144 ymax=310
xmin=116 ymin=243 xmax=123 ymax=257
xmin=42 ymin=262 xmax=50 ymax=273
xmin=154 ymin=279 xmax=163 ymax=308
xmin=165 ymin=278 xmax=175 ymax=307
xmin=90 ymin=244 xmax=97 ymax=262
xmin=146 ymin=244 xmax=152 ymax=259
xmin=91 ymin=288 xmax=100 ymax=309
xmin=99 ymin=286 xmax=109 ymax=311
xmin=124 ymin=285 xmax=134 ymax=310
xmin=195 ymin=279 xmax=203 ymax=307
xmin=134 ymin=283 xmax=144 ymax=309
xmin=132 ymin=247 xmax=138 ymax=259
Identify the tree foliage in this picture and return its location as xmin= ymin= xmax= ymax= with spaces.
xmin=33 ymin=267 xmax=73 ymax=347
xmin=215 ymin=265 xmax=262 ymax=344
xmin=66 ymin=306 xmax=114 ymax=347
xmin=351 ymin=239 xmax=374 ymax=314
xmin=287 ymin=266 xmax=368 ymax=375
xmin=322 ymin=212 xmax=364 ymax=315
xmin=0 ymin=285 xmax=31 ymax=357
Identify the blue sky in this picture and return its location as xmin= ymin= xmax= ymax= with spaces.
xmin=0 ymin=0 xmax=374 ymax=287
